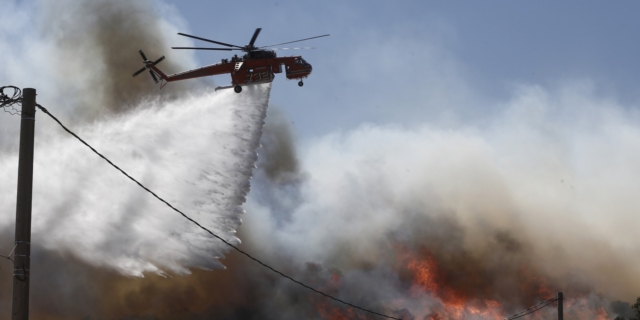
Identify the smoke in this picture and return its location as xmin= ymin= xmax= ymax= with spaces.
xmin=257 ymin=106 xmax=301 ymax=183
xmin=0 ymin=0 xmax=201 ymax=149
xmin=39 ymin=0 xmax=202 ymax=116
xmin=2 ymin=81 xmax=638 ymax=318
xmin=238 ymin=81 xmax=640 ymax=319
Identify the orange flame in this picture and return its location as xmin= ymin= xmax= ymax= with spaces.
xmin=316 ymin=302 xmax=372 ymax=320
xmin=313 ymin=245 xmax=615 ymax=319
xmin=399 ymin=246 xmax=505 ymax=319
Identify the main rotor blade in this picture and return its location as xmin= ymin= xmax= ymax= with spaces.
xmin=149 ymin=70 xmax=158 ymax=83
xmin=171 ymin=47 xmax=239 ymax=51
xmin=271 ymin=47 xmax=316 ymax=50
xmin=138 ymin=50 xmax=148 ymax=61
xmin=152 ymin=56 xmax=165 ymax=65
xmin=248 ymin=28 xmax=262 ymax=47
xmin=177 ymin=32 xmax=243 ymax=48
xmin=132 ymin=67 xmax=147 ymax=77
xmin=258 ymin=34 xmax=330 ymax=48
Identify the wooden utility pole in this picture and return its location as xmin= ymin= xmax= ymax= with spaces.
xmin=12 ymin=88 xmax=36 ymax=320
xmin=558 ymin=292 xmax=563 ymax=320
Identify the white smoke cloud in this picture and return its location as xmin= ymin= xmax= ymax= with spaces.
xmin=246 ymin=80 xmax=640 ymax=304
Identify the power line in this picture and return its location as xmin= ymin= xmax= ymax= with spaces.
xmin=34 ymin=104 xmax=402 ymax=320
xmin=0 ymin=86 xmax=23 ymax=115
xmin=505 ymin=294 xmax=560 ymax=320
xmin=0 ymin=244 xmax=17 ymax=263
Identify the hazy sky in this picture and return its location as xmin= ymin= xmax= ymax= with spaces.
xmin=160 ymin=1 xmax=640 ymax=138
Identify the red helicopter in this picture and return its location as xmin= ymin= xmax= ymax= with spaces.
xmin=132 ymin=28 xmax=329 ymax=93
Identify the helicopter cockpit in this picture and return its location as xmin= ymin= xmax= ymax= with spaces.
xmin=294 ymin=57 xmax=310 ymax=66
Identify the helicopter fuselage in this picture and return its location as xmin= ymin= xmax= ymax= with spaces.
xmin=147 ymin=51 xmax=312 ymax=88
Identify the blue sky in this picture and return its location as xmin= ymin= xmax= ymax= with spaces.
xmin=161 ymin=1 xmax=640 ymax=138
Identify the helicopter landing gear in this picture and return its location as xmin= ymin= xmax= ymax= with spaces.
xmin=234 ymin=85 xmax=242 ymax=93
xmin=298 ymin=81 xmax=304 ymax=87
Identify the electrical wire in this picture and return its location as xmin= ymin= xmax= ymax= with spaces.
xmin=0 ymin=244 xmax=17 ymax=263
xmin=35 ymin=104 xmax=402 ymax=320
xmin=0 ymin=86 xmax=22 ymax=115
xmin=505 ymin=295 xmax=560 ymax=320
xmin=506 ymin=300 xmax=555 ymax=320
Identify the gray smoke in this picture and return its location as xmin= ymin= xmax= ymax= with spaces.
xmin=40 ymin=0 xmax=204 ymax=117
xmin=257 ymin=106 xmax=301 ymax=183
xmin=0 ymin=0 xmax=202 ymax=148
xmin=240 ymin=82 xmax=640 ymax=319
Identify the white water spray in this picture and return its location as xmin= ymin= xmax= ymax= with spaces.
xmin=0 ymin=84 xmax=271 ymax=276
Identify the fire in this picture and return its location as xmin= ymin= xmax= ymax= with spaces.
xmin=400 ymin=247 xmax=504 ymax=319
xmin=595 ymin=306 xmax=609 ymax=320
xmin=316 ymin=302 xmax=371 ymax=320
xmin=564 ymin=298 xmax=612 ymax=320
xmin=406 ymin=251 xmax=440 ymax=293
xmin=312 ymin=268 xmax=375 ymax=320
xmin=313 ymin=246 xmax=618 ymax=320
xmin=518 ymin=265 xmax=553 ymax=300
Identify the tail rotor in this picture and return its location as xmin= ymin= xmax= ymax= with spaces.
xmin=132 ymin=50 xmax=165 ymax=83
